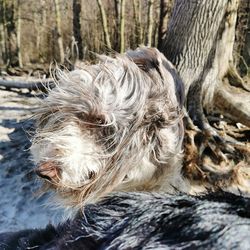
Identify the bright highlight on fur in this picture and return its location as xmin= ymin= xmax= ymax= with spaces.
xmin=30 ymin=47 xmax=188 ymax=209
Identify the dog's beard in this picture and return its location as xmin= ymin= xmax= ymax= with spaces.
xmin=31 ymin=123 xmax=103 ymax=188
xmin=30 ymin=48 xmax=187 ymax=209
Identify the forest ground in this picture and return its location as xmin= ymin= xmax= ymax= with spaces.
xmin=0 ymin=78 xmax=62 ymax=232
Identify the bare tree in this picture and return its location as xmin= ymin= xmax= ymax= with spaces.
xmin=119 ymin=0 xmax=125 ymax=53
xmin=0 ymin=0 xmax=6 ymax=65
xmin=40 ymin=0 xmax=47 ymax=60
xmin=97 ymin=0 xmax=112 ymax=50
xmin=73 ymin=0 xmax=83 ymax=60
xmin=114 ymin=0 xmax=120 ymax=51
xmin=4 ymin=0 xmax=18 ymax=66
xmin=158 ymin=0 xmax=172 ymax=48
xmin=132 ymin=0 xmax=142 ymax=46
xmin=233 ymin=0 xmax=250 ymax=75
xmin=54 ymin=0 xmax=64 ymax=63
xmin=161 ymin=0 xmax=250 ymax=187
xmin=0 ymin=0 xmax=248 ymax=78
xmin=16 ymin=0 xmax=22 ymax=67
xmin=146 ymin=0 xmax=154 ymax=47
xmin=33 ymin=0 xmax=47 ymax=62
xmin=1 ymin=0 xmax=166 ymax=65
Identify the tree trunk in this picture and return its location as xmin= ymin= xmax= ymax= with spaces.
xmin=34 ymin=11 xmax=40 ymax=52
xmin=243 ymin=11 xmax=250 ymax=67
xmin=5 ymin=0 xmax=18 ymax=66
xmin=73 ymin=0 xmax=83 ymax=60
xmin=0 ymin=23 xmax=5 ymax=65
xmin=146 ymin=0 xmax=154 ymax=47
xmin=119 ymin=0 xmax=126 ymax=53
xmin=233 ymin=0 xmax=250 ymax=75
xmin=132 ymin=0 xmax=142 ymax=46
xmin=114 ymin=0 xmax=120 ymax=51
xmin=132 ymin=0 xmax=138 ymax=46
xmin=161 ymin=0 xmax=243 ymax=128
xmin=16 ymin=0 xmax=22 ymax=68
xmin=35 ymin=0 xmax=47 ymax=62
xmin=0 ymin=0 xmax=6 ymax=65
xmin=157 ymin=0 xmax=172 ymax=48
xmin=138 ymin=0 xmax=142 ymax=44
xmin=161 ymin=0 xmax=250 ymax=192
xmin=54 ymin=0 xmax=64 ymax=64
xmin=96 ymin=0 xmax=112 ymax=50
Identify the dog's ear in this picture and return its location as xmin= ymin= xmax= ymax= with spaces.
xmin=160 ymin=55 xmax=185 ymax=107
xmin=126 ymin=47 xmax=185 ymax=107
xmin=126 ymin=47 xmax=161 ymax=74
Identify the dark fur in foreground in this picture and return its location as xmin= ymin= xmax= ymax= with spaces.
xmin=1 ymin=192 xmax=250 ymax=250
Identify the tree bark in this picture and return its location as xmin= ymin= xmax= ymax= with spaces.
xmin=132 ymin=0 xmax=142 ymax=46
xmin=73 ymin=0 xmax=83 ymax=60
xmin=16 ymin=0 xmax=22 ymax=68
xmin=97 ymin=0 xmax=112 ymax=50
xmin=0 ymin=0 xmax=6 ymax=65
xmin=0 ymin=23 xmax=5 ymax=65
xmin=161 ymin=0 xmax=243 ymax=128
xmin=119 ymin=0 xmax=126 ymax=53
xmin=214 ymin=80 xmax=250 ymax=127
xmin=157 ymin=0 xmax=172 ymax=48
xmin=34 ymin=0 xmax=47 ymax=62
xmin=5 ymin=0 xmax=18 ymax=66
xmin=54 ymin=0 xmax=64 ymax=64
xmin=114 ymin=0 xmax=120 ymax=51
xmin=146 ymin=0 xmax=154 ymax=47
xmin=161 ymin=0 xmax=250 ymax=191
xmin=233 ymin=0 xmax=250 ymax=75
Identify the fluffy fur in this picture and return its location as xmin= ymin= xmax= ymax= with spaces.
xmin=30 ymin=48 xmax=189 ymax=209
xmin=1 ymin=192 xmax=250 ymax=249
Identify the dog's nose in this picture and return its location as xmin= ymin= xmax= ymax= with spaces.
xmin=35 ymin=161 xmax=59 ymax=181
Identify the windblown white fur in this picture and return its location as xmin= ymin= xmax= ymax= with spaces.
xmin=31 ymin=123 xmax=102 ymax=187
xmin=31 ymin=47 xmax=189 ymax=208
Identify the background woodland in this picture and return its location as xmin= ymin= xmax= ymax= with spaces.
xmin=0 ymin=0 xmax=176 ymax=69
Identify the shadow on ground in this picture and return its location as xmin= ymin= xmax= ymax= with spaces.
xmin=0 ymin=95 xmax=62 ymax=233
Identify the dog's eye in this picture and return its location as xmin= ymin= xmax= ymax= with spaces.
xmin=76 ymin=113 xmax=105 ymax=126
xmin=76 ymin=113 xmax=85 ymax=120
xmin=88 ymin=171 xmax=96 ymax=180
xmin=96 ymin=118 xmax=104 ymax=125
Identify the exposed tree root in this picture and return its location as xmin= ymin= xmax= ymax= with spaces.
xmin=214 ymin=79 xmax=250 ymax=127
xmin=227 ymin=63 xmax=250 ymax=91
xmin=183 ymin=67 xmax=250 ymax=194
xmin=183 ymin=115 xmax=250 ymax=194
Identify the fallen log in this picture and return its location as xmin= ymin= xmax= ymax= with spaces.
xmin=0 ymin=78 xmax=55 ymax=91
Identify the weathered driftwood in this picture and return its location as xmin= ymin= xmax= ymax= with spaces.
xmin=0 ymin=78 xmax=54 ymax=91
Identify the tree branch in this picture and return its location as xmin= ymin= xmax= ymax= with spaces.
xmin=0 ymin=79 xmax=54 ymax=91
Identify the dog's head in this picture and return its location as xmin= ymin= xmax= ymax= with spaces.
xmin=31 ymin=48 xmax=185 ymax=208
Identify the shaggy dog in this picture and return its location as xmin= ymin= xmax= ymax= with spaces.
xmin=30 ymin=47 xmax=189 ymax=209
xmin=1 ymin=192 xmax=250 ymax=249
xmin=1 ymin=49 xmax=250 ymax=249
